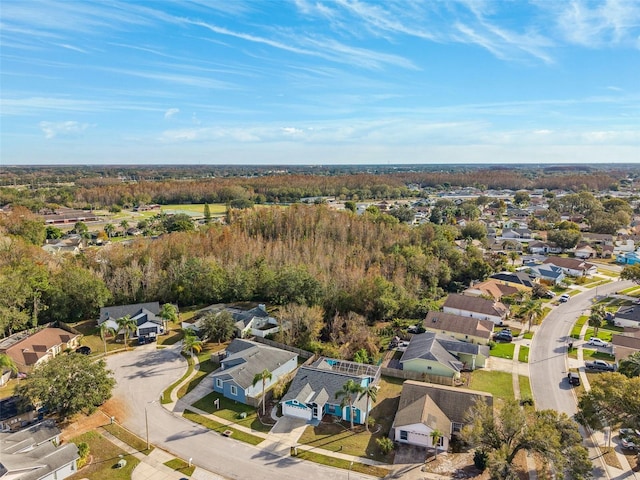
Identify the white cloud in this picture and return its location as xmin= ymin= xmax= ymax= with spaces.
xmin=39 ymin=120 xmax=90 ymax=139
xmin=164 ymin=108 xmax=179 ymax=119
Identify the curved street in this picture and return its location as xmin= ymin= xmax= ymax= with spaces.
xmin=106 ymin=343 xmax=375 ymax=480
xmin=529 ymin=278 xmax=635 ymax=479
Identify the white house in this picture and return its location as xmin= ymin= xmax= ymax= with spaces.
xmin=442 ymin=294 xmax=509 ymax=325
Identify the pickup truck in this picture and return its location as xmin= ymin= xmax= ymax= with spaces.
xmin=585 ymin=359 xmax=616 ymax=372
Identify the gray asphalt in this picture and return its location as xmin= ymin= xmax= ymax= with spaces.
xmin=106 ymin=343 xmax=376 ymax=480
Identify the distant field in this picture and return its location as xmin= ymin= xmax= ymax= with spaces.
xmin=160 ymin=203 xmax=227 ymax=217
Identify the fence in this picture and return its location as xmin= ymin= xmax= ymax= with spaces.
xmin=380 ymin=367 xmax=454 ymax=386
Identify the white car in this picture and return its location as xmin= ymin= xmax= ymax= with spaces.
xmin=559 ymin=293 xmax=570 ymax=303
xmin=588 ymin=337 xmax=609 ymax=347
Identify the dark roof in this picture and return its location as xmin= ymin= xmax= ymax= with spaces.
xmin=400 ymin=333 xmax=463 ymax=372
xmin=282 ymin=358 xmax=380 ymax=412
xmin=228 ymin=305 xmax=271 ymax=329
xmin=212 ymin=339 xmax=297 ymax=389
xmin=395 ymin=380 xmax=493 ymax=426
xmin=542 ymin=256 xmax=595 ymax=271
xmin=490 ymin=271 xmax=535 ymax=288
xmin=615 ymin=306 xmax=640 ymax=323
xmin=100 ymin=302 xmax=161 ymax=323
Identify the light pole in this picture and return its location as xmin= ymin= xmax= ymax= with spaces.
xmin=348 ymin=460 xmax=353 ymax=480
xmin=145 ymin=400 xmax=157 ymax=450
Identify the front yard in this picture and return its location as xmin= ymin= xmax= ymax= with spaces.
xmin=297 ymin=376 xmax=403 ymax=463
xmin=67 ymin=430 xmax=140 ymax=480
xmin=468 ymin=370 xmax=514 ymax=402
xmin=192 ymin=391 xmax=273 ymax=433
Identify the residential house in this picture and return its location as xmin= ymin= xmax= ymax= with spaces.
xmin=581 ymin=232 xmax=615 ymax=247
xmin=611 ymin=328 xmax=640 ymax=362
xmin=0 ymin=328 xmax=81 ymax=373
xmin=617 ymin=251 xmax=640 ymax=266
xmin=528 ymin=241 xmax=562 ymax=255
xmin=423 ymin=311 xmax=494 ymax=345
xmin=211 ymin=339 xmax=297 ymax=407
xmin=400 ymin=332 xmax=489 ymax=378
xmin=525 ymin=263 xmax=566 ymax=286
xmin=0 ymin=421 xmax=79 ymax=480
xmin=391 ymin=380 xmax=493 ymax=452
xmin=464 ymin=279 xmax=522 ymax=301
xmin=182 ymin=304 xmax=279 ymax=338
xmin=42 ymin=235 xmax=85 ymax=255
xmin=612 ymin=306 xmax=640 ymax=329
xmin=442 ymin=294 xmax=509 ymax=325
xmin=99 ymin=302 xmax=164 ymax=339
xmin=0 ymin=396 xmax=38 ymax=432
xmin=542 ymin=256 xmax=597 ymax=277
xmin=281 ymin=357 xmax=381 ymax=425
xmin=501 ymin=228 xmax=533 ymax=240
xmin=574 ymin=244 xmax=597 ymax=259
xmin=489 ymin=271 xmax=535 ymax=289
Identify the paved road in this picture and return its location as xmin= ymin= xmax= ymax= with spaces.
xmin=529 ymin=280 xmax=631 ymax=414
xmin=107 ymin=344 xmax=375 ymax=480
xmin=529 ymin=279 xmax=634 ymax=479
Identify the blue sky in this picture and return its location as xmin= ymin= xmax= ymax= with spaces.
xmin=1 ymin=0 xmax=639 ymax=165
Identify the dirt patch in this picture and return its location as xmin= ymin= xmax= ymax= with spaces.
xmin=423 ymin=452 xmax=487 ymax=479
xmin=60 ymin=411 xmax=110 ymax=443
xmin=101 ymin=396 xmax=129 ymax=423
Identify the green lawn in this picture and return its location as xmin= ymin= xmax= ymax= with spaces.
xmin=297 ymin=376 xmax=402 ymax=463
xmin=582 ymin=349 xmax=616 ymax=362
xmin=469 ymin=370 xmax=514 ymax=402
xmin=192 ymin=392 xmax=272 ymax=433
xmin=67 ymin=430 xmax=140 ymax=480
xmin=584 ymin=324 xmax=623 ymax=342
xmin=160 ymin=203 xmax=227 ymax=216
xmin=296 ymin=450 xmax=389 ymax=478
xmin=0 ymin=378 xmax=22 ymax=400
xmin=518 ymin=346 xmax=530 ymax=363
xmin=162 ymin=353 xmax=192 ymax=404
xmin=102 ymin=423 xmax=152 ymax=455
xmin=571 ymin=315 xmax=588 ymax=339
xmin=490 ymin=342 xmax=516 ymax=360
xmin=182 ymin=409 xmax=265 ymax=445
xmin=522 ymin=331 xmax=534 ymax=340
xmin=518 ymin=375 xmax=532 ymax=403
xmin=620 ymin=285 xmax=640 ymax=295
xmin=164 ymin=458 xmax=196 ymax=476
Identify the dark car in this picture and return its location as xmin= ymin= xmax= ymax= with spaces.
xmin=567 ymin=372 xmax=580 ymax=386
xmin=493 ymin=331 xmax=513 ymax=342
xmin=75 ymin=346 xmax=91 ymax=355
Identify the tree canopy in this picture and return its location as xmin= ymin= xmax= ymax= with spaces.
xmin=16 ymin=353 xmax=115 ymax=419
xmin=463 ymin=399 xmax=592 ymax=480
xmin=578 ymin=373 xmax=640 ymax=430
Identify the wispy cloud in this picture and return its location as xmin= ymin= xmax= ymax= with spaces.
xmin=39 ymin=120 xmax=91 ymax=139
xmin=164 ymin=108 xmax=180 ymax=119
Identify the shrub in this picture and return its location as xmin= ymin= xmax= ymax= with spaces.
xmin=473 ymin=449 xmax=488 ymax=471
xmin=76 ymin=441 xmax=90 ymax=468
xmin=376 ymin=437 xmax=394 ymax=455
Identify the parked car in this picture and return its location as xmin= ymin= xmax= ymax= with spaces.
xmin=588 ymin=337 xmax=609 ymax=347
xmin=75 ymin=346 xmax=91 ymax=355
xmin=567 ymin=372 xmax=580 ymax=386
xmin=494 ymin=331 xmax=513 ymax=342
xmin=585 ymin=359 xmax=616 ymax=372
xmin=559 ymin=293 xmax=570 ymax=303
xmin=620 ymin=428 xmax=640 ymax=439
xmin=621 ymin=437 xmax=637 ymax=450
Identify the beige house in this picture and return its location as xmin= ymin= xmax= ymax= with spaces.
xmin=423 ymin=311 xmax=494 ymax=345
xmin=442 ymin=294 xmax=509 ymax=325
xmin=391 ymin=380 xmax=493 ymax=452
xmin=0 ymin=328 xmax=81 ymax=373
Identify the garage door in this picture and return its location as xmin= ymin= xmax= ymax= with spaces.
xmin=283 ymin=403 xmax=311 ymax=421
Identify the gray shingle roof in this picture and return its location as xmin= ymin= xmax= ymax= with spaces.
xmin=424 ymin=311 xmax=493 ymax=341
xmin=212 ymin=339 xmax=297 ymax=389
xmin=282 ymin=357 xmax=380 ymax=411
xmin=400 ymin=333 xmax=464 ymax=372
xmin=393 ymin=392 xmax=451 ymax=435
xmin=99 ymin=302 xmax=161 ymax=323
xmin=443 ymin=294 xmax=509 ymax=318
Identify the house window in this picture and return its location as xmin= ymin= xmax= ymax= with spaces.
xmin=452 ymin=422 xmax=463 ymax=433
xmin=400 ymin=430 xmax=408 ymax=441
xmin=216 ymin=379 xmax=222 ymax=388
xmin=436 ymin=436 xmax=444 ymax=447
xmin=230 ymin=385 xmax=237 ymax=396
xmin=427 ymin=366 xmax=432 ymax=370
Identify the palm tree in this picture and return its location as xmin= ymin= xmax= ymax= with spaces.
xmin=120 ymin=219 xmax=129 ymax=236
xmin=182 ymin=329 xmax=203 ymax=357
xmin=104 ymin=223 xmax=115 ymax=239
xmin=429 ymin=429 xmax=444 ymax=461
xmin=0 ymin=354 xmax=18 ymax=379
xmin=518 ymin=297 xmax=544 ymax=332
xmin=335 ymin=380 xmax=364 ymax=430
xmin=116 ymin=315 xmax=137 ymax=350
xmin=159 ymin=303 xmax=178 ymax=334
xmin=99 ymin=322 xmax=116 ymax=355
xmin=589 ymin=305 xmax=606 ymax=337
xmin=618 ymin=351 xmax=640 ymax=378
xmin=508 ymin=251 xmax=519 ymax=266
xmin=252 ymin=369 xmax=273 ymax=416
xmin=358 ymin=384 xmax=378 ymax=432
